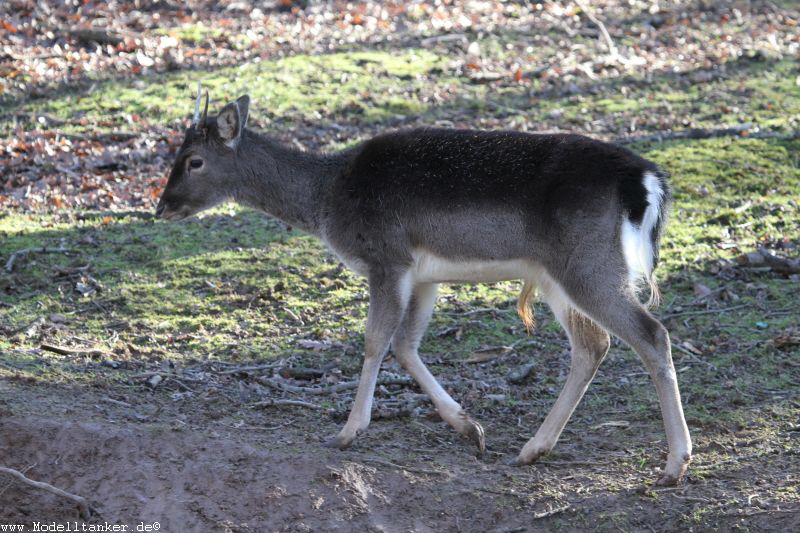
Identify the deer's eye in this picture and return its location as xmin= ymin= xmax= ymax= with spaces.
xmin=189 ymin=159 xmax=203 ymax=170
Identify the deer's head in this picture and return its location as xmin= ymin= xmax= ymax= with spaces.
xmin=156 ymin=85 xmax=250 ymax=221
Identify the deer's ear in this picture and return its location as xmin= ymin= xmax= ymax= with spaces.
xmin=217 ymin=95 xmax=250 ymax=148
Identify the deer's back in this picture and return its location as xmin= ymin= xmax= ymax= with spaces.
xmin=323 ymin=128 xmax=660 ymax=270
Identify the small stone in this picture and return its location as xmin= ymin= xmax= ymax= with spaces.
xmin=507 ymin=362 xmax=536 ymax=385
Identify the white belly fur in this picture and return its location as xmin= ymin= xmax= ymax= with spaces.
xmin=324 ymin=235 xmax=536 ymax=284
xmin=412 ymin=250 xmax=535 ymax=283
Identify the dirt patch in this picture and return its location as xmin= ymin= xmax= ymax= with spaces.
xmin=1 ymin=415 xmax=438 ymax=532
xmin=0 ymin=412 xmax=549 ymax=532
xmin=1 ymin=386 xmax=798 ymax=533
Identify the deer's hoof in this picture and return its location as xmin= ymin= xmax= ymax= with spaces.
xmin=655 ymin=473 xmax=683 ymax=487
xmin=511 ymin=446 xmax=548 ymax=466
xmin=462 ymin=415 xmax=485 ymax=456
xmin=324 ymin=434 xmax=354 ymax=450
xmin=656 ymin=457 xmax=689 ymax=486
xmin=506 ymin=456 xmax=525 ymax=467
xmin=655 ymin=474 xmax=678 ymax=486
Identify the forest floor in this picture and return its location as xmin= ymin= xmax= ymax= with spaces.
xmin=1 ymin=1 xmax=799 ymax=531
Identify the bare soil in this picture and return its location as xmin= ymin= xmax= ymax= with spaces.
xmin=1 ymin=378 xmax=797 ymax=532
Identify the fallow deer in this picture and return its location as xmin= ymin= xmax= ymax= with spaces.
xmin=156 ymin=87 xmax=692 ymax=485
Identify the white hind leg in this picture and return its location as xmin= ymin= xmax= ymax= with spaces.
xmin=515 ymin=277 xmax=610 ymax=464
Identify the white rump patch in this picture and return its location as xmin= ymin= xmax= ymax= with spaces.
xmin=621 ymin=171 xmax=663 ymax=291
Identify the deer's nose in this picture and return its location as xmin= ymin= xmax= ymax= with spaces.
xmin=155 ymin=201 xmax=166 ymax=218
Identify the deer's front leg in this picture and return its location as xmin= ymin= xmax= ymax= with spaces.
xmin=325 ymin=268 xmax=411 ymax=449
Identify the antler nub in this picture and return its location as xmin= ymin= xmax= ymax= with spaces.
xmin=201 ymin=89 xmax=209 ymax=127
xmin=192 ymin=82 xmax=202 ymax=128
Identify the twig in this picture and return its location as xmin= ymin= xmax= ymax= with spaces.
xmin=0 ymin=466 xmax=91 ymax=519
xmin=532 ymin=504 xmax=570 ymax=520
xmin=357 ymin=457 xmax=450 ymax=477
xmin=672 ymin=344 xmax=717 ymax=371
xmin=221 ymin=421 xmax=292 ymax=431
xmin=5 ymin=246 xmax=72 ymax=272
xmin=101 ymin=396 xmax=132 ymax=408
xmin=251 ymin=398 xmax=327 ymax=411
xmin=215 ymin=363 xmax=284 ymax=375
xmin=537 ymin=460 xmax=606 ymax=467
xmin=129 ymin=371 xmax=206 ymax=382
xmin=258 ymin=375 xmax=413 ymax=395
xmin=475 ymin=486 xmax=526 ymax=498
xmin=659 ymin=304 xmax=750 ymax=321
xmin=40 ymin=343 xmax=109 ymax=358
xmin=574 ymin=0 xmax=618 ymax=57
xmin=420 ymin=33 xmax=467 ymax=46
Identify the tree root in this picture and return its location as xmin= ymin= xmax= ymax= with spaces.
xmin=0 ymin=466 xmax=91 ymax=519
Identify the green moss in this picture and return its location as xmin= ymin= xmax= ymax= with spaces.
xmin=155 ymin=23 xmax=226 ymax=46
xmin=7 ymin=49 xmax=449 ymax=134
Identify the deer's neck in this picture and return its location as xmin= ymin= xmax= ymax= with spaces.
xmin=233 ymin=131 xmax=342 ymax=236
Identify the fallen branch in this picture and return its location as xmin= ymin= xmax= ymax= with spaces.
xmin=673 ymin=344 xmax=717 ymax=371
xmin=5 ymin=246 xmax=72 ymax=272
xmin=215 ymin=362 xmax=284 ymax=375
xmin=532 ymin=504 xmax=570 ymax=520
xmin=420 ymin=33 xmax=467 ymax=47
xmin=101 ymin=396 xmax=132 ymax=408
xmin=251 ymin=398 xmax=327 ymax=411
xmin=40 ymin=343 xmax=110 ymax=358
xmin=0 ymin=466 xmax=91 ymax=519
xmin=755 ymin=248 xmax=800 ymax=274
xmin=574 ymin=0 xmax=618 ymax=58
xmin=69 ymin=28 xmax=123 ymax=46
xmin=277 ymin=366 xmax=326 ymax=381
xmin=129 ymin=371 xmax=206 ymax=383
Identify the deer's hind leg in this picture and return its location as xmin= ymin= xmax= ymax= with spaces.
xmin=528 ymin=267 xmax=692 ymax=485
xmin=515 ymin=277 xmax=610 ymax=465
xmin=391 ymin=282 xmax=485 ymax=453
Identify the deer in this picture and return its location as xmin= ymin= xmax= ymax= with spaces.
xmin=156 ymin=86 xmax=692 ymax=486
